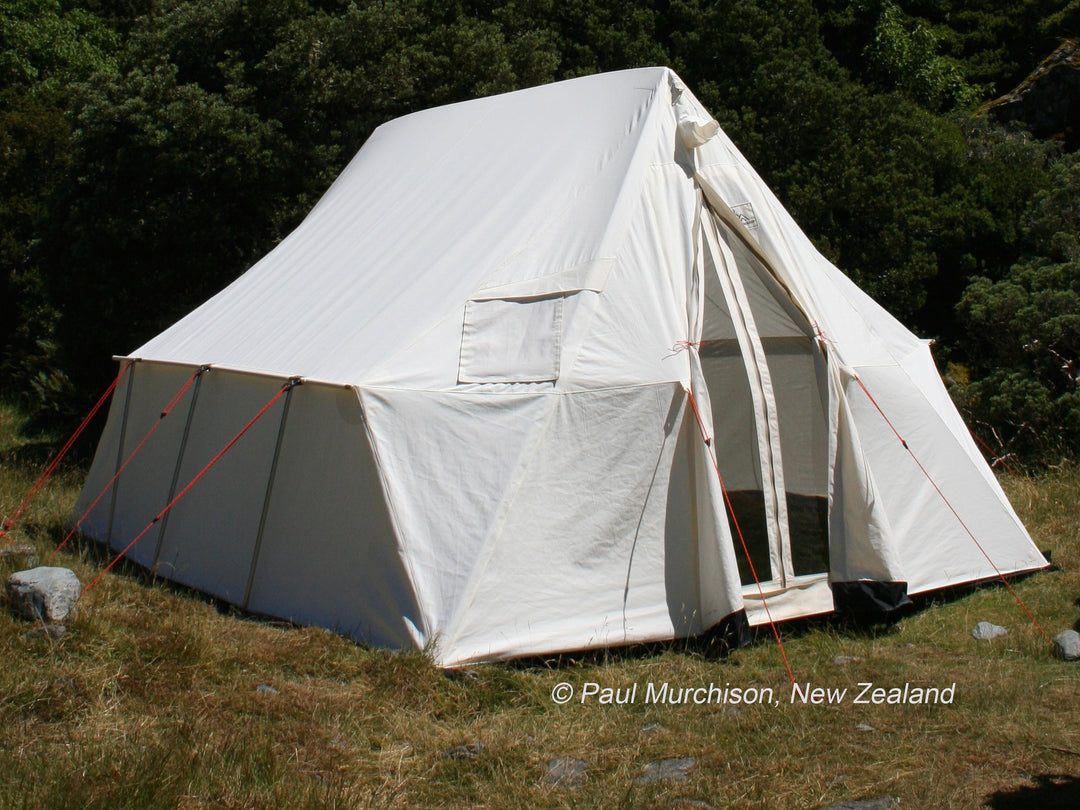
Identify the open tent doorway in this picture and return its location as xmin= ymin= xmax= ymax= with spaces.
xmin=697 ymin=208 xmax=833 ymax=623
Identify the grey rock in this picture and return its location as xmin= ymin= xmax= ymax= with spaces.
xmin=855 ymin=723 xmax=874 ymax=733
xmin=985 ymin=40 xmax=1080 ymax=146
xmin=6 ymin=566 xmax=80 ymax=622
xmin=972 ymin=621 xmax=1008 ymax=640
xmin=1054 ymin=629 xmax=1080 ymax=661
xmin=444 ymin=742 xmax=485 ymax=760
xmin=641 ymin=722 xmax=667 ymax=737
xmin=634 ymin=757 xmax=697 ymax=784
xmin=255 ymin=683 xmax=278 ymax=696
xmin=820 ymin=799 xmax=899 ymax=810
xmin=544 ymin=757 xmax=587 ymax=787
xmin=444 ymin=668 xmax=479 ymax=681
xmin=832 ymin=655 xmax=861 ymax=666
xmin=0 ymin=544 xmax=39 ymax=569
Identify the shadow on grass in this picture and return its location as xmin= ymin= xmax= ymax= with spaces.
xmin=530 ymin=570 xmax=1060 ymax=671
xmin=60 ymin=530 xmax=301 ymax=629
xmin=503 ymin=613 xmax=755 ymax=673
xmin=0 ymin=439 xmax=64 ymax=468
xmin=52 ymin=528 xmax=1056 ymax=672
xmin=984 ymin=774 xmax=1080 ymax=809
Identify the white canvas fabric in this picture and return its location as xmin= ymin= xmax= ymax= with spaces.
xmin=75 ymin=67 xmax=1048 ymax=665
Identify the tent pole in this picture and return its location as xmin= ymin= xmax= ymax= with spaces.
xmin=105 ymin=361 xmax=137 ymax=545
xmin=242 ymin=378 xmax=299 ymax=610
xmin=151 ymin=366 xmax=208 ymax=571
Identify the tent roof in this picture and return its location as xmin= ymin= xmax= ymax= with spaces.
xmin=133 ymin=67 xmax=695 ymax=384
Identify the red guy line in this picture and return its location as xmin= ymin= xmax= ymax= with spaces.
xmin=1 ymin=361 xmax=134 ymax=543
xmin=852 ymin=375 xmax=1049 ymax=643
xmin=687 ymin=388 xmax=796 ymax=684
xmin=82 ymin=381 xmax=292 ymax=597
xmin=52 ymin=368 xmax=203 ymax=560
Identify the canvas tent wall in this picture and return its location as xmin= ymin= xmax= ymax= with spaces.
xmin=74 ymin=67 xmax=1048 ymax=666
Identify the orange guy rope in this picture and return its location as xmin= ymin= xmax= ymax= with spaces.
xmin=1 ymin=360 xmax=134 ymax=543
xmin=52 ymin=367 xmax=203 ymax=561
xmin=687 ymin=388 xmax=796 ymax=684
xmin=852 ymin=374 xmax=1049 ymax=643
xmin=82 ymin=379 xmax=295 ymax=597
xmin=968 ymin=428 xmax=1020 ymax=478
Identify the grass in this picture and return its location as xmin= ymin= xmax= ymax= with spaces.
xmin=0 ymin=400 xmax=1079 ymax=808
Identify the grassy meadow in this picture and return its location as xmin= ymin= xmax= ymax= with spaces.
xmin=0 ymin=402 xmax=1078 ymax=809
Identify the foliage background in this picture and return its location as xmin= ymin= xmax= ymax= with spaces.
xmin=2 ymin=0 xmax=1078 ymax=463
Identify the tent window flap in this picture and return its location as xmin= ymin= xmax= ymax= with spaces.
xmin=458 ymin=296 xmax=564 ymax=384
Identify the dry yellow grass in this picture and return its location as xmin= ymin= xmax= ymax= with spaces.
xmin=1 ymin=404 xmax=1078 ymax=808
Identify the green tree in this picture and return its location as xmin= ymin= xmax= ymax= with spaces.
xmin=0 ymin=0 xmax=119 ymax=93
xmin=816 ymin=0 xmax=1080 ymax=100
xmin=954 ymin=151 xmax=1080 ymax=462
xmin=0 ymin=0 xmax=120 ymax=414
xmin=864 ymin=1 xmax=986 ymax=110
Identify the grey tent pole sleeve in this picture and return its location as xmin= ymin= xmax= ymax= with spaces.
xmin=106 ymin=362 xmax=137 ymax=545
xmin=151 ymin=366 xmax=208 ymax=571
xmin=242 ymin=377 xmax=300 ymax=610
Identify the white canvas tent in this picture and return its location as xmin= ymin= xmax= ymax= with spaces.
xmin=75 ymin=67 xmax=1048 ymax=666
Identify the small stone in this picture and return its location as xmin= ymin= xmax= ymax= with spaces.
xmin=544 ymin=757 xmax=587 ymax=787
xmin=641 ymin=722 xmax=667 ymax=737
xmin=0 ymin=544 xmax=39 ymax=569
xmin=6 ymin=566 xmax=80 ymax=622
xmin=855 ymin=723 xmax=874 ymax=732
xmin=1053 ymin=629 xmax=1080 ymax=661
xmin=634 ymin=757 xmax=697 ymax=784
xmin=444 ymin=668 xmax=479 ymax=681
xmin=23 ymin=624 xmax=67 ymax=640
xmin=972 ymin=621 xmax=1008 ymax=640
xmin=820 ymin=799 xmax=899 ymax=810
xmin=444 ymin=742 xmax=485 ymax=760
xmin=667 ymin=801 xmax=718 ymax=810
xmin=255 ymin=683 xmax=278 ymax=696
xmin=832 ymin=655 xmax=861 ymax=666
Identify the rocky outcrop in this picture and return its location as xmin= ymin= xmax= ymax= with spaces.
xmin=984 ymin=39 xmax=1080 ymax=149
